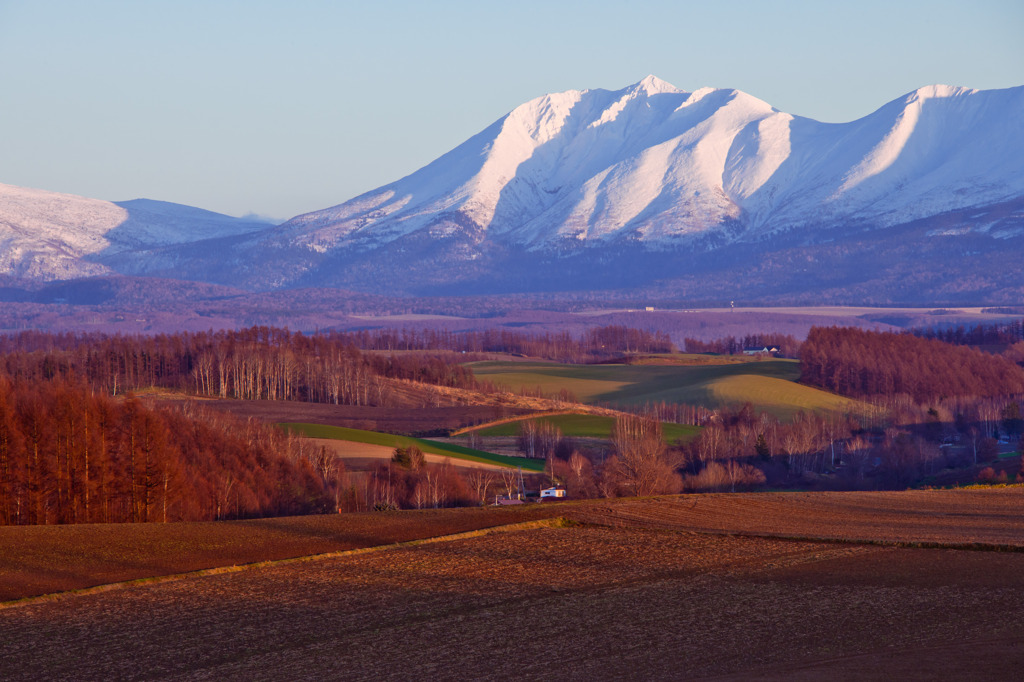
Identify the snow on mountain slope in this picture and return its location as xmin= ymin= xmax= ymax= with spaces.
xmin=105 ymin=199 xmax=275 ymax=252
xmin=281 ymin=77 xmax=1024 ymax=252
xmin=0 ymin=183 xmax=274 ymax=279
xmin=753 ymin=84 xmax=1024 ymax=232
xmin=0 ymin=184 xmax=124 ymax=278
xmin=3 ymin=77 xmax=1021 ymax=298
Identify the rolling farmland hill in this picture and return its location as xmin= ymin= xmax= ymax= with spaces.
xmin=469 ymin=358 xmax=872 ymax=419
xmin=280 ymin=423 xmax=545 ymax=472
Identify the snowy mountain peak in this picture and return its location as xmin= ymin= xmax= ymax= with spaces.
xmin=277 ymin=77 xmax=1024 ymax=261
xmin=633 ymin=74 xmax=684 ymax=96
xmin=909 ymin=84 xmax=978 ymax=102
xmin=504 ymin=88 xmax=585 ymax=145
xmin=4 ymin=78 xmax=1022 ymax=301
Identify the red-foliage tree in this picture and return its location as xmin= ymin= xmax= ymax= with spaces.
xmin=0 ymin=374 xmax=333 ymax=525
xmin=800 ymin=327 xmax=1024 ymax=402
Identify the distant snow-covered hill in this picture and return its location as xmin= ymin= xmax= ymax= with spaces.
xmin=0 ymin=183 xmax=274 ymax=279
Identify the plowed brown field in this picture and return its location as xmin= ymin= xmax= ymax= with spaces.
xmin=569 ymin=488 xmax=1024 ymax=547
xmin=3 ymin=489 xmax=1024 ymax=680
xmin=0 ymin=506 xmax=562 ymax=601
xmin=150 ymin=397 xmax=530 ymax=434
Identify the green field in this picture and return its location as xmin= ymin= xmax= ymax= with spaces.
xmin=466 ymin=413 xmax=700 ymax=445
xmin=469 ymin=359 xmax=873 ymax=420
xmin=280 ymin=423 xmax=545 ymax=472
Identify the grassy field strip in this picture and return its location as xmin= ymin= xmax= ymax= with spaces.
xmin=0 ymin=517 xmax=573 ymax=611
xmin=467 ymin=360 xmax=632 ymax=402
xmin=698 ymin=375 xmax=877 ymax=420
xmin=456 ymin=411 xmax=701 ymax=445
xmin=450 ymin=410 xmax=594 ymax=436
xmin=280 ymin=422 xmax=545 ymax=472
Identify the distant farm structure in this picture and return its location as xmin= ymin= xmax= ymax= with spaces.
xmin=743 ymin=345 xmax=781 ymax=356
xmin=540 ymin=485 xmax=568 ymax=500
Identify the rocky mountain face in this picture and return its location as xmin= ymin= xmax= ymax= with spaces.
xmin=3 ymin=77 xmax=1023 ymax=303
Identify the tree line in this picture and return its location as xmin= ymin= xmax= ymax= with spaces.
xmin=0 ymin=325 xmax=674 ymax=407
xmin=329 ymin=325 xmax=674 ymax=363
xmin=0 ymin=327 xmax=479 ymax=407
xmin=913 ymin=318 xmax=1024 ymax=348
xmin=684 ymin=333 xmax=801 ymax=358
xmin=799 ymin=326 xmax=1024 ymax=403
xmin=0 ymin=373 xmax=333 ymax=525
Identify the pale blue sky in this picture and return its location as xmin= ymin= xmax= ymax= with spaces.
xmin=1 ymin=0 xmax=1021 ymax=220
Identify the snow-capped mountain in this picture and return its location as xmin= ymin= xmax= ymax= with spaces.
xmin=3 ymin=76 xmax=1023 ymax=303
xmin=0 ymin=183 xmax=274 ymax=279
xmin=280 ymin=76 xmax=1024 ymax=254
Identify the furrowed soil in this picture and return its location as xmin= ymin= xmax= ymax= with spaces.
xmin=570 ymin=489 xmax=1024 ymax=547
xmin=0 ymin=506 xmax=563 ymax=601
xmin=4 ymin=489 xmax=1024 ymax=680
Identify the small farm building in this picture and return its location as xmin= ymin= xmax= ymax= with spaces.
xmin=742 ymin=346 xmax=780 ymax=356
xmin=540 ymin=485 xmax=567 ymax=500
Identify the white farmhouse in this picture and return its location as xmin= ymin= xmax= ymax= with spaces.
xmin=540 ymin=485 xmax=567 ymax=500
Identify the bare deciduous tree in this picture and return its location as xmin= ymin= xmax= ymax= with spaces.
xmin=606 ymin=414 xmax=681 ymax=496
xmin=517 ymin=420 xmax=562 ymax=459
xmin=465 ymin=468 xmax=495 ymax=506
